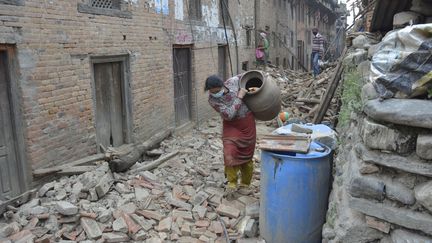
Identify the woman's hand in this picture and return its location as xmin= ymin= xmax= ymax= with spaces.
xmin=237 ymin=88 xmax=248 ymax=99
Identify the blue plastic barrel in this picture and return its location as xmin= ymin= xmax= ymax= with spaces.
xmin=259 ymin=142 xmax=331 ymax=243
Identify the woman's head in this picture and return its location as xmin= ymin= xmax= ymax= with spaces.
xmin=205 ymin=75 xmax=226 ymax=98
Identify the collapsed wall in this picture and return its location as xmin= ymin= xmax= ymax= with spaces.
xmin=323 ymin=30 xmax=432 ymax=242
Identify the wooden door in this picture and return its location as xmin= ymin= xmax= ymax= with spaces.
xmin=218 ymin=45 xmax=227 ymax=81
xmin=0 ymin=51 xmax=21 ymax=200
xmin=173 ymin=48 xmax=192 ymax=127
xmin=94 ymin=62 xmax=125 ymax=149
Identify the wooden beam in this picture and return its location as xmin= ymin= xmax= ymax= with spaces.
xmin=129 ymin=151 xmax=179 ymax=173
xmin=0 ymin=189 xmax=37 ymax=215
xmin=57 ymin=166 xmax=98 ymax=176
xmin=313 ymin=47 xmax=347 ymax=124
xmin=33 ymin=154 xmax=106 ymax=177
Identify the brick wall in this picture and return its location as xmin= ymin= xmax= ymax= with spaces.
xmin=0 ymin=0 xmax=234 ymax=171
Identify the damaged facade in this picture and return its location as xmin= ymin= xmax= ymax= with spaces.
xmin=0 ymin=0 xmax=343 ymax=200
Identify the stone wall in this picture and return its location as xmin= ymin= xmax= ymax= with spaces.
xmin=323 ymin=34 xmax=432 ymax=242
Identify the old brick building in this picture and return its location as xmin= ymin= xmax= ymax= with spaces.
xmin=0 ymin=0 xmax=342 ymax=199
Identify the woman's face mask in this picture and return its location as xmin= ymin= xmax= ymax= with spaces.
xmin=210 ymin=88 xmax=225 ymax=98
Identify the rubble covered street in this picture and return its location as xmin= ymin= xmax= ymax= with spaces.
xmin=0 ymin=118 xmax=275 ymax=243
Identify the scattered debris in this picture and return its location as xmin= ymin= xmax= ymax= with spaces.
xmin=0 ymin=119 xmax=263 ymax=242
xmin=259 ymin=64 xmax=342 ymax=126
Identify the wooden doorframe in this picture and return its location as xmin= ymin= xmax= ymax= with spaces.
xmin=0 ymin=45 xmax=31 ymax=192
xmin=172 ymin=46 xmax=193 ymax=127
xmin=90 ymin=55 xmax=133 ymax=148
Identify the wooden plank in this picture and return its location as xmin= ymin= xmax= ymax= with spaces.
xmin=0 ymin=51 xmax=20 ymax=200
xmin=313 ymin=47 xmax=347 ymax=124
xmin=57 ymin=166 xmax=98 ymax=176
xmin=0 ymin=189 xmax=37 ymax=215
xmin=33 ymin=154 xmax=105 ymax=177
xmin=110 ymin=61 xmax=124 ymax=147
xmin=258 ymin=138 xmax=311 ymax=153
xmin=129 ymin=151 xmax=180 ymax=173
xmin=94 ymin=63 xmax=112 ymax=150
xmin=258 ymin=134 xmax=311 ymax=153
xmin=295 ymin=98 xmax=321 ymax=104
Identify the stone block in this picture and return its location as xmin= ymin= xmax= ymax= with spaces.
xmin=135 ymin=187 xmax=150 ymax=201
xmin=244 ymin=219 xmax=258 ymax=238
xmin=192 ymin=205 xmax=207 ymax=219
xmin=55 ymin=201 xmax=78 ymax=216
xmin=139 ymin=171 xmax=158 ymax=182
xmin=157 ymin=217 xmax=172 ymax=232
xmin=172 ymin=210 xmax=193 ymax=221
xmin=359 ymin=162 xmax=380 ymax=174
xmin=180 ymin=223 xmax=191 ymax=236
xmin=356 ymin=143 xmax=432 ymax=177
xmin=339 ymin=225 xmax=384 ymax=243
xmin=360 ymin=118 xmax=416 ymax=154
xmin=361 ymin=83 xmax=379 ymax=103
xmin=132 ymin=230 xmax=147 ymax=241
xmin=195 ymin=220 xmax=210 ymax=228
xmin=209 ymin=221 xmax=223 ymax=234
xmin=364 ymin=99 xmax=432 ymax=129
xmin=393 ymin=11 xmax=423 ymax=27
xmin=365 ymin=216 xmax=390 ymax=233
xmin=349 ymin=177 xmax=385 ymax=201
xmin=414 ymin=180 xmax=432 ymax=213
xmin=343 ymin=49 xmax=368 ymax=66
xmin=38 ymin=182 xmax=55 ymax=197
xmin=391 ymin=229 xmax=432 ymax=243
xmin=130 ymin=214 xmax=154 ymax=231
xmin=167 ymin=196 xmax=192 ymax=210
xmin=9 ymin=230 xmax=35 ymax=243
xmin=190 ymin=191 xmax=209 ymax=206
xmin=0 ymin=222 xmax=21 ymax=238
xmin=95 ymin=172 xmax=114 ymax=199
xmin=245 ymin=201 xmax=259 ymax=219
xmin=216 ymin=204 xmax=240 ymax=218
xmin=136 ymin=210 xmax=163 ymax=221
xmin=112 ymin=217 xmax=128 ymax=233
xmin=416 ymin=134 xmax=432 ymax=160
xmin=28 ymin=206 xmax=49 ymax=216
xmin=350 ymin=197 xmax=432 ymax=235
xmin=352 ymin=35 xmax=372 ymax=49
xmin=103 ymin=232 xmax=129 ymax=243
xmin=97 ymin=209 xmax=112 ymax=223
xmin=385 ymin=180 xmax=415 ymax=205
xmin=81 ymin=217 xmax=102 ymax=239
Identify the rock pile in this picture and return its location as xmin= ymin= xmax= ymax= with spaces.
xmin=0 ymin=120 xmax=264 ymax=243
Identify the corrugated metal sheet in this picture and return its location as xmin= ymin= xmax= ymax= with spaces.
xmin=370 ymin=0 xmax=412 ymax=32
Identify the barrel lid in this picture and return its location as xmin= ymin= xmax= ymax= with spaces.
xmin=273 ymin=123 xmax=337 ymax=150
xmin=263 ymin=141 xmax=331 ymax=159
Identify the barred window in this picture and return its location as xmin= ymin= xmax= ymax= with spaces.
xmin=78 ymin=0 xmax=131 ymax=18
xmin=90 ymin=0 xmax=120 ymax=9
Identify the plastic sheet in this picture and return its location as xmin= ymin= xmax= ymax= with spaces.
xmin=369 ymin=24 xmax=432 ymax=99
